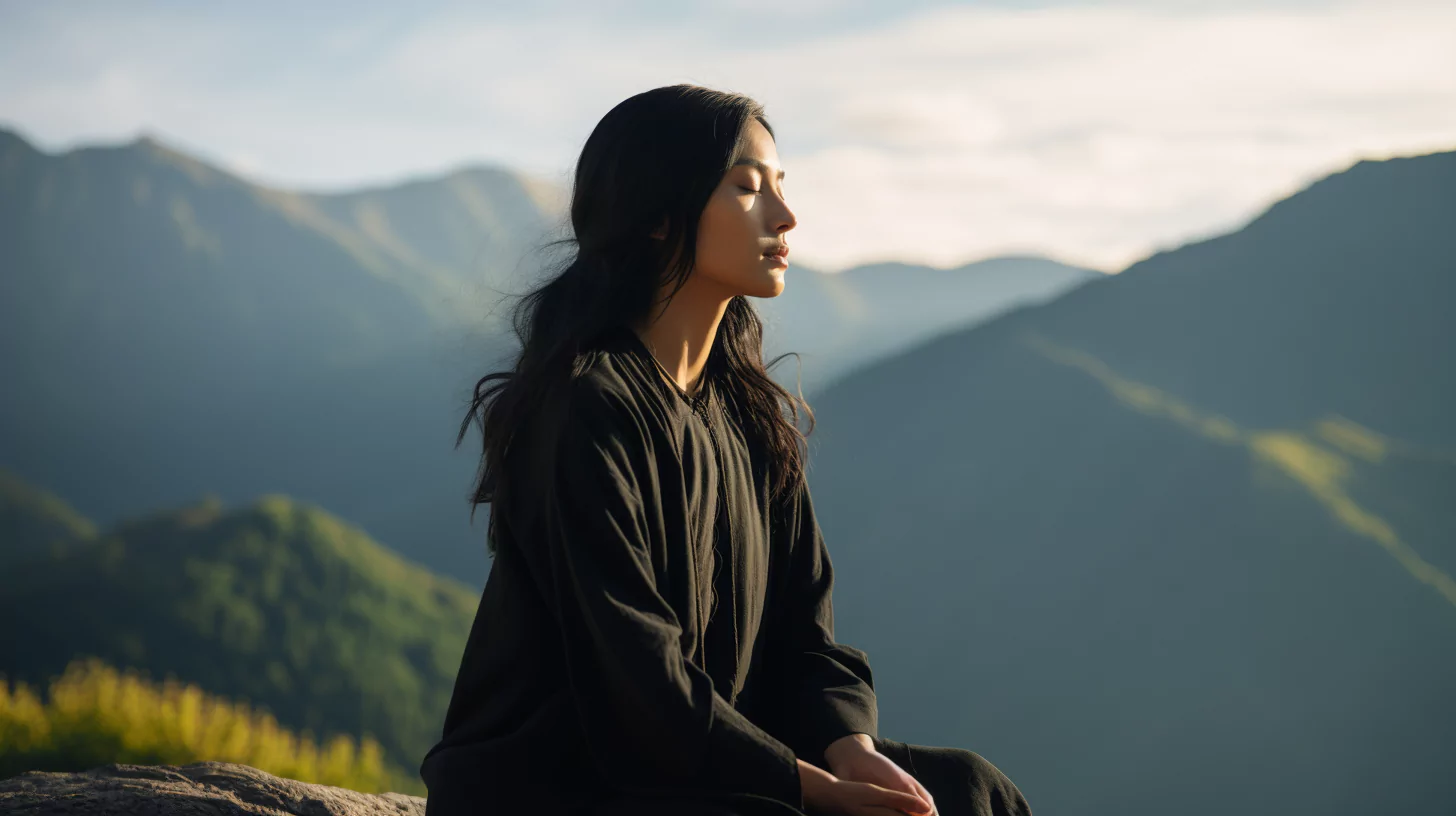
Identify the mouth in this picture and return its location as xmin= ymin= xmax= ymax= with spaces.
xmin=763 ymin=245 xmax=790 ymax=263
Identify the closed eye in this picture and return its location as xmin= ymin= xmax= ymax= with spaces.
xmin=739 ymin=186 xmax=760 ymax=194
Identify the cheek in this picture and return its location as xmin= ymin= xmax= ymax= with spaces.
xmin=696 ymin=198 xmax=756 ymax=263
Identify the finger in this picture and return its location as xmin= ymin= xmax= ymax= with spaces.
xmin=870 ymin=769 xmax=923 ymax=803
xmin=843 ymin=781 xmax=930 ymax=815
xmin=909 ymin=777 xmax=936 ymax=814
xmin=859 ymin=805 xmax=927 ymax=816
xmin=876 ymin=786 xmax=933 ymax=814
xmin=900 ymin=773 xmax=932 ymax=802
xmin=880 ymin=776 xmax=933 ymax=814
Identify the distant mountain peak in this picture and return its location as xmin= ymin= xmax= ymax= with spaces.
xmin=0 ymin=124 xmax=41 ymax=158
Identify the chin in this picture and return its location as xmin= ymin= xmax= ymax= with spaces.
xmin=741 ymin=264 xmax=785 ymax=296
xmin=715 ymin=265 xmax=786 ymax=299
xmin=754 ymin=275 xmax=787 ymax=299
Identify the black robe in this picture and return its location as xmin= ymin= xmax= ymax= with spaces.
xmin=419 ymin=323 xmax=878 ymax=816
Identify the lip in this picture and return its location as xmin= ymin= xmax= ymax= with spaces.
xmin=762 ymin=245 xmax=789 ymax=264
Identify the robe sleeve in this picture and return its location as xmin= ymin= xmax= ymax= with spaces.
xmin=775 ymin=477 xmax=880 ymax=768
xmin=529 ymin=380 xmax=804 ymax=806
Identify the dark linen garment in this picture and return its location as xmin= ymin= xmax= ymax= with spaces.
xmin=590 ymin=737 xmax=1033 ymax=816
xmin=419 ymin=323 xmax=877 ymax=816
xmin=419 ymin=323 xmax=1034 ymax=815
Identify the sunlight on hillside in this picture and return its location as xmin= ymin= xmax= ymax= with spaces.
xmin=1025 ymin=334 xmax=1245 ymax=444
xmin=1023 ymin=331 xmax=1456 ymax=610
xmin=0 ymin=656 xmax=420 ymax=795
xmin=167 ymin=195 xmax=222 ymax=259
xmin=1316 ymin=416 xmax=1389 ymax=463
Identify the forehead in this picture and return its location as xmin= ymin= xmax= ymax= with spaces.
xmin=732 ymin=119 xmax=782 ymax=177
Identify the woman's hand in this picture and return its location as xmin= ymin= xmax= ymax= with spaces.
xmin=798 ymin=754 xmax=935 ymax=816
xmin=822 ymin=735 xmax=937 ymax=816
xmin=813 ymin=778 xmax=936 ymax=816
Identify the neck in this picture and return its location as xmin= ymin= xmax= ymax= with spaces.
xmin=628 ymin=275 xmax=734 ymax=399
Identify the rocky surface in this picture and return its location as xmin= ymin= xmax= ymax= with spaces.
xmin=0 ymin=761 xmax=425 ymax=815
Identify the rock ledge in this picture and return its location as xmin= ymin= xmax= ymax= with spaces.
xmin=0 ymin=761 xmax=425 ymax=816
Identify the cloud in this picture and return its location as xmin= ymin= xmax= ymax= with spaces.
xmin=2 ymin=1 xmax=1453 ymax=271
xmin=714 ymin=2 xmax=1456 ymax=270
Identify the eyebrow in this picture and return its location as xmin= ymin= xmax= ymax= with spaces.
xmin=733 ymin=157 xmax=785 ymax=181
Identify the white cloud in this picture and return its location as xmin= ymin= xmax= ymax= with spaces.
xmin=2 ymin=1 xmax=1453 ymax=271
xmin=720 ymin=2 xmax=1456 ymax=270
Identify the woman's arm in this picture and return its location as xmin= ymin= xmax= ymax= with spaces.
xmin=775 ymin=477 xmax=880 ymax=769
xmin=522 ymin=380 xmax=803 ymax=806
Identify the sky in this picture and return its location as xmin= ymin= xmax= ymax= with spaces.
xmin=2 ymin=0 xmax=1453 ymax=273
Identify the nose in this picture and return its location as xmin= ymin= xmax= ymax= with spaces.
xmin=775 ymin=198 xmax=797 ymax=233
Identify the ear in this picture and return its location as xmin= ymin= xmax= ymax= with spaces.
xmin=649 ymin=216 xmax=668 ymax=241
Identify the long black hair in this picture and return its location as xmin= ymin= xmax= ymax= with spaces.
xmin=456 ymin=83 xmax=814 ymax=558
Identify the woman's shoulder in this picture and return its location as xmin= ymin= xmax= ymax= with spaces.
xmin=568 ymin=333 xmax=683 ymax=436
xmin=569 ymin=353 xmax=644 ymax=419
xmin=558 ymin=358 xmax=678 ymax=459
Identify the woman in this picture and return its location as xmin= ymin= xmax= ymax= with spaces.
xmin=420 ymin=84 xmax=1033 ymax=816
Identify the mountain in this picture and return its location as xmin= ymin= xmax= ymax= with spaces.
xmin=0 ymin=124 xmax=1095 ymax=589
xmin=802 ymin=148 xmax=1456 ymax=815
xmin=760 ymin=255 xmax=1100 ymax=397
xmin=0 ymin=125 xmax=557 ymax=586
xmin=997 ymin=149 xmax=1456 ymax=447
xmin=0 ymin=475 xmax=478 ymax=777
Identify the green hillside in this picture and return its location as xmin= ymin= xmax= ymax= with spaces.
xmin=0 ymin=480 xmax=478 ymax=778
xmin=0 ymin=468 xmax=97 ymax=568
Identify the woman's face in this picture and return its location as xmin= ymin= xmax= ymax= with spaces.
xmin=687 ymin=117 xmax=797 ymax=299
